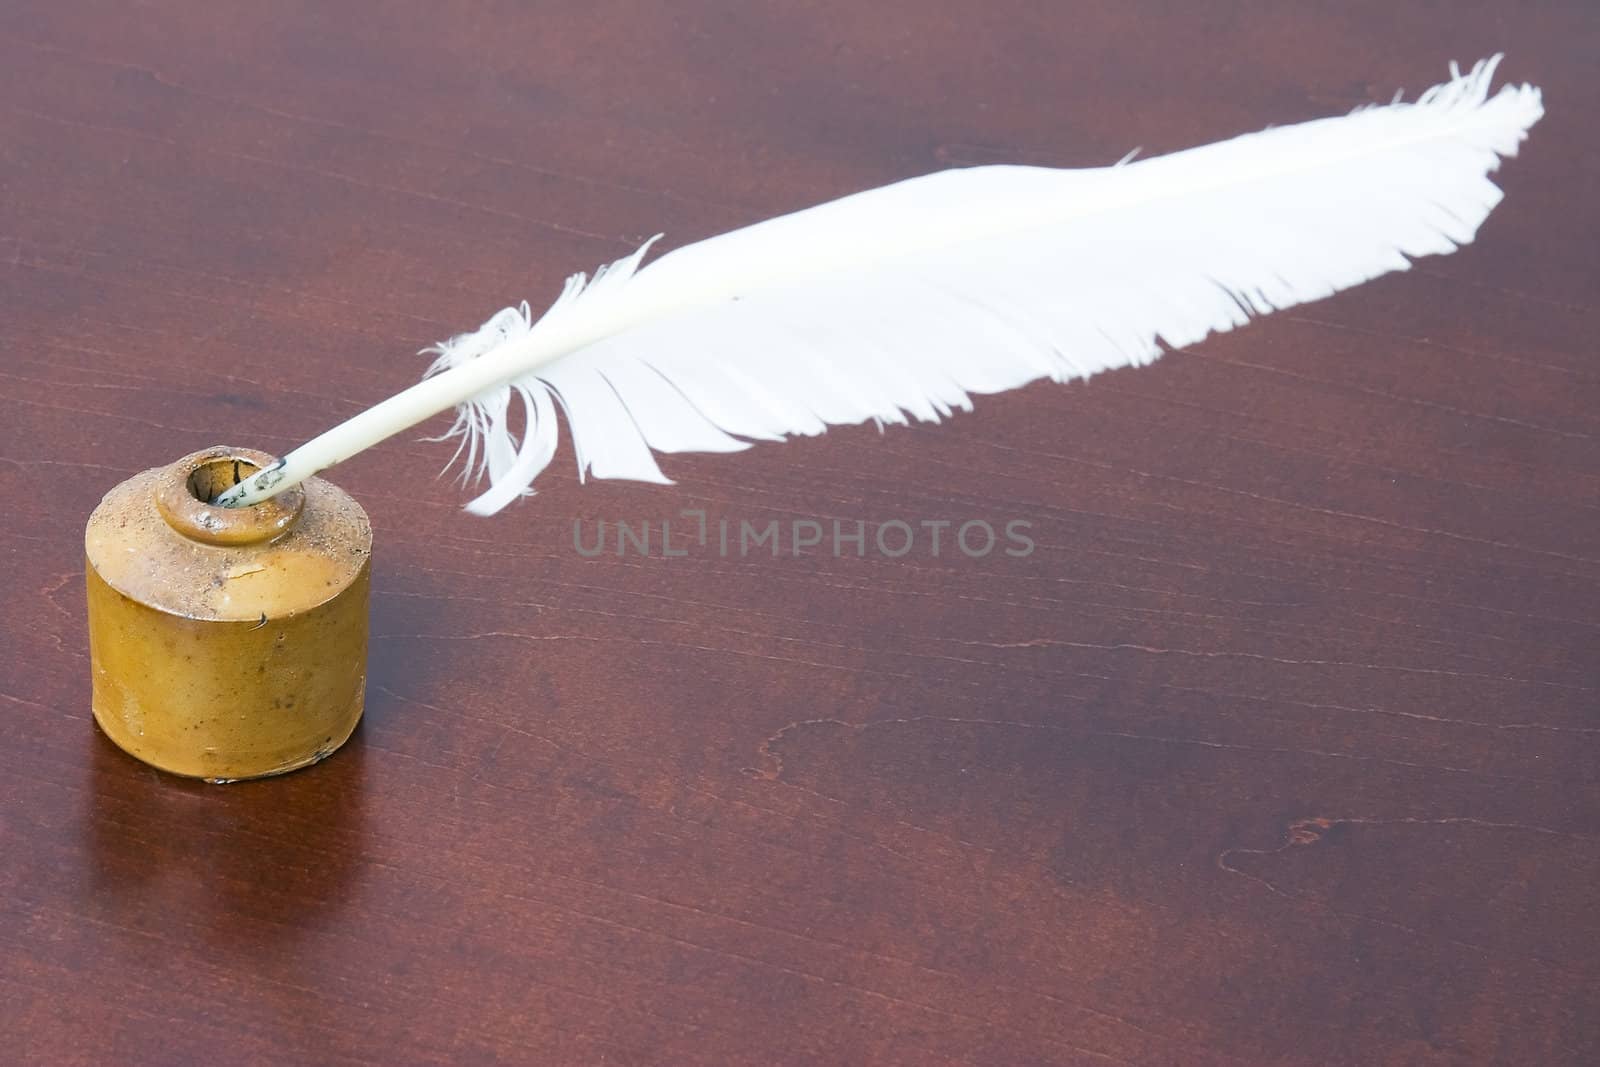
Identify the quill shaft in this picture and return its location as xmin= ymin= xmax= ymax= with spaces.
xmin=216 ymin=319 xmax=581 ymax=506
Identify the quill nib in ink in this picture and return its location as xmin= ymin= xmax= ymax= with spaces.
xmin=214 ymin=456 xmax=286 ymax=507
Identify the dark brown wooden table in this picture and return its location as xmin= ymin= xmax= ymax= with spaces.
xmin=3 ymin=3 xmax=1597 ymax=1063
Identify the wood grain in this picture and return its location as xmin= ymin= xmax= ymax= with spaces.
xmin=2 ymin=2 xmax=1597 ymax=1063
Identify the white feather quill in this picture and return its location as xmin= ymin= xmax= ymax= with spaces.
xmin=216 ymin=57 xmax=1542 ymax=515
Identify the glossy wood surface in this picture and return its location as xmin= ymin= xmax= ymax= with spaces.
xmin=2 ymin=2 xmax=1597 ymax=1063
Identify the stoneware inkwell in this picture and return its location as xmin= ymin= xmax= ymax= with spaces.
xmin=84 ymin=446 xmax=371 ymax=782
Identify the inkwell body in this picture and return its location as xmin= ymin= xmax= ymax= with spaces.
xmin=84 ymin=447 xmax=370 ymax=781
